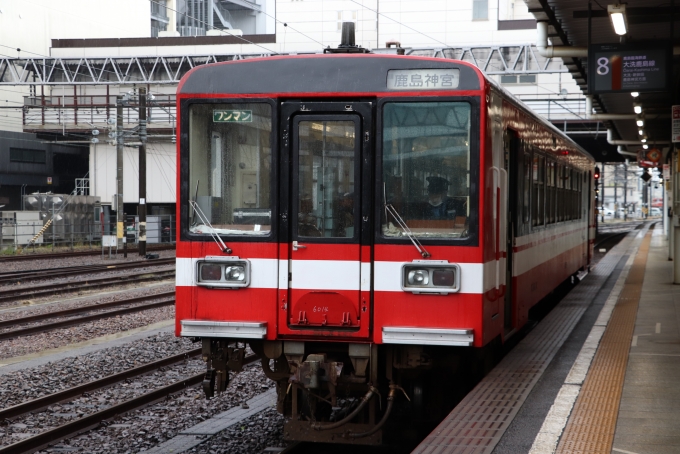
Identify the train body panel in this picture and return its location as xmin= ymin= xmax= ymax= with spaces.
xmin=174 ymin=50 xmax=595 ymax=442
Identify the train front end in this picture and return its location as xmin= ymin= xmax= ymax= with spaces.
xmin=176 ymin=53 xmax=497 ymax=443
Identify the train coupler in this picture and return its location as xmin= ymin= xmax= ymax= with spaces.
xmin=203 ymin=369 xmax=216 ymax=399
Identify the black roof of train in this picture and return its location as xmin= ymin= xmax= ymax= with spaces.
xmin=177 ymin=54 xmax=482 ymax=94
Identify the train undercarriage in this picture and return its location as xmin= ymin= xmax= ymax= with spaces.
xmin=199 ymin=338 xmax=493 ymax=445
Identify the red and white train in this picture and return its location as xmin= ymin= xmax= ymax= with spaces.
xmin=175 ymin=33 xmax=595 ymax=444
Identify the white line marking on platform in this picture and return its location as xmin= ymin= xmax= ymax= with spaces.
xmin=632 ymin=333 xmax=651 ymax=347
xmin=656 ymin=322 xmax=661 ymax=333
xmin=630 ymin=353 xmax=680 ymax=357
xmin=612 ymin=448 xmax=640 ymax=454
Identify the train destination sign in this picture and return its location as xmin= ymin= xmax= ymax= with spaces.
xmin=588 ymin=42 xmax=671 ymax=94
xmin=387 ymin=69 xmax=460 ymax=90
xmin=213 ymin=110 xmax=252 ymax=122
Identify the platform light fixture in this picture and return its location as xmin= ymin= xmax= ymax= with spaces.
xmin=608 ymin=4 xmax=628 ymax=36
xmin=643 ymin=144 xmax=649 ymax=149
xmin=631 ymin=92 xmax=640 ymax=98
xmin=633 ymin=103 xmax=642 ymax=114
xmin=638 ymin=129 xmax=644 ymax=135
xmin=636 ymin=116 xmax=644 ymax=127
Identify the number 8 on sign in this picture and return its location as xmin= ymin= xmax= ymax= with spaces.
xmin=597 ymin=57 xmax=610 ymax=75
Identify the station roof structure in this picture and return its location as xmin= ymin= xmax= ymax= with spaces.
xmin=526 ymin=0 xmax=679 ymax=162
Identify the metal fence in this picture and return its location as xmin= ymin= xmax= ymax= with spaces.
xmin=0 ymin=215 xmax=175 ymax=255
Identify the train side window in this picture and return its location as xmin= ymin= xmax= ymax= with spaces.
xmin=532 ymin=153 xmax=544 ymax=227
xmin=570 ymin=168 xmax=577 ymax=220
xmin=523 ymin=151 xmax=531 ymax=225
xmin=546 ymin=159 xmax=555 ymax=224
xmin=556 ymin=164 xmax=564 ymax=222
xmin=578 ymin=171 xmax=584 ymax=219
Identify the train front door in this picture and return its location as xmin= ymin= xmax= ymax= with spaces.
xmin=279 ymin=102 xmax=373 ymax=337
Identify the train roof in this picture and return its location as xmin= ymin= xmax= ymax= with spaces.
xmin=178 ymin=53 xmax=593 ymax=162
xmin=486 ymin=76 xmax=594 ymax=161
xmin=177 ymin=54 xmax=482 ymax=94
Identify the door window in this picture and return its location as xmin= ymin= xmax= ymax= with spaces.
xmin=297 ymin=120 xmax=357 ymax=238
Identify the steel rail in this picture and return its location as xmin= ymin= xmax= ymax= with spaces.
xmin=0 ymin=348 xmax=201 ymax=420
xmin=0 ymin=355 xmax=259 ymax=454
xmin=0 ymin=270 xmax=175 ymax=303
xmin=0 ymin=291 xmax=175 ymax=330
xmin=0 ymin=298 xmax=175 ymax=340
xmin=593 ymin=231 xmax=630 ymax=251
xmin=0 ymin=259 xmax=175 ymax=283
xmin=0 ymin=245 xmax=175 ymax=262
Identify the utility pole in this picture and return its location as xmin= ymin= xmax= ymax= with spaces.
xmin=116 ymin=95 xmax=124 ymax=249
xmin=139 ymin=88 xmax=147 ymax=256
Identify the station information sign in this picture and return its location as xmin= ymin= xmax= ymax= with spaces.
xmin=588 ymin=42 xmax=671 ymax=94
xmin=672 ymin=105 xmax=680 ymax=143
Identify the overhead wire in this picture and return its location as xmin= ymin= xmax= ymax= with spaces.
xmin=347 ymin=0 xmax=452 ymax=48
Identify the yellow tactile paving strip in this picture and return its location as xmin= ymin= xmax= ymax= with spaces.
xmin=555 ymin=228 xmax=652 ymax=454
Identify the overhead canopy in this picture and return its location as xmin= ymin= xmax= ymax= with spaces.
xmin=526 ymin=0 xmax=678 ymax=158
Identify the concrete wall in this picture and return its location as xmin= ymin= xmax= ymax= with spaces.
xmin=89 ymin=142 xmax=176 ymax=204
xmin=0 ymin=0 xmax=150 ymax=56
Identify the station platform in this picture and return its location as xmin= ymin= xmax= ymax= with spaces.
xmin=414 ymin=223 xmax=680 ymax=454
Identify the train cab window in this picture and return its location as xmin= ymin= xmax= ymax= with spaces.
xmin=381 ymin=101 xmax=472 ymax=239
xmin=187 ymin=103 xmax=272 ymax=235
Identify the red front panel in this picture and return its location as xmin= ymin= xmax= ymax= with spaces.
xmin=175 ymin=241 xmax=279 ymax=340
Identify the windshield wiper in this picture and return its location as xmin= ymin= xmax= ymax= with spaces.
xmin=189 ymin=197 xmax=232 ymax=255
xmin=191 ymin=180 xmax=200 ymax=227
xmin=383 ymin=184 xmax=430 ymax=258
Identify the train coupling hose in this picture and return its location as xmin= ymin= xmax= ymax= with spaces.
xmin=348 ymin=383 xmax=409 ymax=439
xmin=311 ymin=385 xmax=379 ymax=431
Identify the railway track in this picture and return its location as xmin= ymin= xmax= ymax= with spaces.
xmin=0 ymin=292 xmax=175 ymax=340
xmin=0 ymin=245 xmax=174 ymax=262
xmin=597 ymin=220 xmax=643 ymax=234
xmin=0 ymin=353 xmax=258 ymax=454
xmin=0 ymin=269 xmax=175 ymax=303
xmin=0 ymin=258 xmax=175 ymax=285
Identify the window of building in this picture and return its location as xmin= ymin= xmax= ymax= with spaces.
xmin=500 ymin=74 xmax=537 ymax=84
xmin=9 ymin=148 xmax=46 ymax=164
xmin=473 ymin=0 xmax=488 ymax=20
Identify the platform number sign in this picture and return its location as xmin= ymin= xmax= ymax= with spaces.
xmin=213 ymin=110 xmax=252 ymax=122
xmin=588 ymin=42 xmax=670 ymax=94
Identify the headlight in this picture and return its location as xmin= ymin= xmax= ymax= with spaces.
xmin=402 ymin=261 xmax=460 ymax=294
xmin=199 ymin=263 xmax=222 ymax=281
xmin=407 ymin=269 xmax=429 ymax=285
xmin=225 ymin=265 xmax=246 ymax=282
xmin=196 ymin=257 xmax=250 ymax=288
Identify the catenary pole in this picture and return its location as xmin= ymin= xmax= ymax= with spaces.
xmin=116 ymin=95 xmax=124 ymax=249
xmin=139 ymin=88 xmax=147 ymax=256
